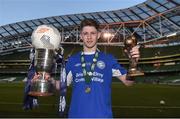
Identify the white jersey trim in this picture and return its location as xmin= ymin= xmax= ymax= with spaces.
xmin=112 ymin=69 xmax=122 ymax=77
xmin=67 ymin=71 xmax=72 ymax=86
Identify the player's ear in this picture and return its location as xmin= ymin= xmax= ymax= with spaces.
xmin=80 ymin=32 xmax=83 ymax=41
xmin=97 ymin=31 xmax=101 ymax=39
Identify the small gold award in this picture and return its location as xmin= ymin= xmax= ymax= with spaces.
xmin=85 ymin=87 xmax=91 ymax=93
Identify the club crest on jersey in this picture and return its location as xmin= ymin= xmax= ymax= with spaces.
xmin=97 ymin=61 xmax=105 ymax=69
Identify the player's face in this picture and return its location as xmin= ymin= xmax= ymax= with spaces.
xmin=80 ymin=26 xmax=100 ymax=50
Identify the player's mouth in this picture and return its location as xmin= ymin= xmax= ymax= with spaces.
xmin=87 ymin=40 xmax=93 ymax=44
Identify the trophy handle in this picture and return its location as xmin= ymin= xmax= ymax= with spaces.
xmin=55 ymin=46 xmax=64 ymax=55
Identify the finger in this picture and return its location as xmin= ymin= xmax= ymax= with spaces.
xmin=32 ymin=72 xmax=42 ymax=81
xmin=33 ymin=74 xmax=39 ymax=79
xmin=134 ymin=57 xmax=139 ymax=62
xmin=133 ymin=45 xmax=140 ymax=49
xmin=44 ymin=73 xmax=51 ymax=80
xmin=45 ymin=75 xmax=50 ymax=80
xmin=130 ymin=47 xmax=139 ymax=52
xmin=131 ymin=54 xmax=140 ymax=58
xmin=130 ymin=51 xmax=140 ymax=57
xmin=131 ymin=45 xmax=140 ymax=52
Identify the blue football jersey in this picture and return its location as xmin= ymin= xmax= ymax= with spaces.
xmin=65 ymin=51 xmax=127 ymax=118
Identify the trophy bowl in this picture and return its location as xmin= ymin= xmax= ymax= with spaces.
xmin=124 ymin=36 xmax=144 ymax=77
xmin=28 ymin=49 xmax=55 ymax=96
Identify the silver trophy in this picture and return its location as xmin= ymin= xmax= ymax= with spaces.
xmin=28 ymin=25 xmax=61 ymax=96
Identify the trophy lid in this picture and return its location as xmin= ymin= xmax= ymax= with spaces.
xmin=31 ymin=25 xmax=61 ymax=49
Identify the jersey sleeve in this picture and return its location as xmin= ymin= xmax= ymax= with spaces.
xmin=110 ymin=55 xmax=127 ymax=77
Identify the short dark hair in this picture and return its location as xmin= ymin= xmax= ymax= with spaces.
xmin=80 ymin=18 xmax=99 ymax=31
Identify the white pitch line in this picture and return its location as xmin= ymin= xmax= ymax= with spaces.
xmin=0 ymin=102 xmax=55 ymax=106
xmin=112 ymin=105 xmax=180 ymax=109
xmin=0 ymin=102 xmax=180 ymax=109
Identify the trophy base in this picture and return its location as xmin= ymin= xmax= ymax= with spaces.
xmin=29 ymin=79 xmax=54 ymax=97
xmin=128 ymin=70 xmax=144 ymax=77
xmin=28 ymin=91 xmax=53 ymax=97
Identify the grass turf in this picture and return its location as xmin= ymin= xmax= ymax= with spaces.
xmin=0 ymin=82 xmax=180 ymax=118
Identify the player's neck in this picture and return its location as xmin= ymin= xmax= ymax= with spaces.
xmin=83 ymin=46 xmax=97 ymax=54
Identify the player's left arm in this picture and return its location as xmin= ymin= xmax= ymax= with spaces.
xmin=117 ymin=74 xmax=134 ymax=86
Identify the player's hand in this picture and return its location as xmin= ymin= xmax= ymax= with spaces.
xmin=124 ymin=45 xmax=140 ymax=61
xmin=31 ymin=72 xmax=51 ymax=82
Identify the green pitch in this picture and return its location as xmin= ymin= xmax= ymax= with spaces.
xmin=0 ymin=82 xmax=180 ymax=118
